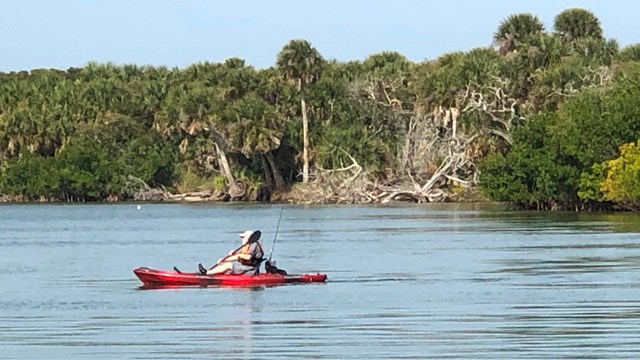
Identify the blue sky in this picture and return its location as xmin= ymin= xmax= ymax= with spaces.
xmin=0 ymin=0 xmax=638 ymax=72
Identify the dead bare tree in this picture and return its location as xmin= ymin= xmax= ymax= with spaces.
xmin=297 ymin=75 xmax=524 ymax=204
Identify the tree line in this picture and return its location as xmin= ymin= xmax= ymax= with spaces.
xmin=1 ymin=8 xmax=640 ymax=209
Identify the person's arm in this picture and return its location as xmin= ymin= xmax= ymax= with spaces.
xmin=236 ymin=243 xmax=261 ymax=262
xmin=217 ymin=251 xmax=241 ymax=264
xmin=236 ymin=253 xmax=252 ymax=261
xmin=217 ymin=245 xmax=253 ymax=263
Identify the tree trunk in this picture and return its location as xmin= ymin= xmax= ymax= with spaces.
xmin=215 ymin=142 xmax=235 ymax=185
xmin=266 ymin=151 xmax=285 ymax=190
xmin=301 ymin=96 xmax=310 ymax=183
xmin=259 ymin=154 xmax=274 ymax=189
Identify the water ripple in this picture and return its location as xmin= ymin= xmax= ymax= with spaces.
xmin=3 ymin=204 xmax=640 ymax=359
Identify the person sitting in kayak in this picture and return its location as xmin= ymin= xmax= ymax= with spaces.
xmin=198 ymin=230 xmax=264 ymax=275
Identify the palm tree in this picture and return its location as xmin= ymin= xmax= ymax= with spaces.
xmin=363 ymin=51 xmax=411 ymax=77
xmin=223 ymin=93 xmax=285 ymax=189
xmin=276 ymin=39 xmax=324 ymax=183
xmin=618 ymin=44 xmax=640 ymax=62
xmin=461 ymin=48 xmax=501 ymax=86
xmin=553 ymin=8 xmax=603 ymax=42
xmin=494 ymin=13 xmax=545 ymax=55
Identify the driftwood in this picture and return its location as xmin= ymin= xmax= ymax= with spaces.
xmin=167 ymin=182 xmax=247 ymax=202
xmin=291 ymin=134 xmax=477 ymax=204
xmin=134 ymin=188 xmax=169 ymax=201
xmin=168 ymin=190 xmax=219 ymax=202
xmin=123 ymin=176 xmax=169 ymax=201
xmin=123 ymin=173 xmax=252 ymax=203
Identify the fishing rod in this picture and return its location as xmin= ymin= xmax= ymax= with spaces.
xmin=268 ymin=205 xmax=284 ymax=262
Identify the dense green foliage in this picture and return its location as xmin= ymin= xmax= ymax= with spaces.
xmin=2 ymin=8 xmax=640 ymax=210
xmin=600 ymin=142 xmax=640 ymax=206
xmin=479 ymin=64 xmax=640 ymax=210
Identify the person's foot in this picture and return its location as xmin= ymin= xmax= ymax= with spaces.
xmin=198 ymin=263 xmax=207 ymax=275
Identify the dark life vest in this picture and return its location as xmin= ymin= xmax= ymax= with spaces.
xmin=238 ymin=242 xmax=264 ymax=267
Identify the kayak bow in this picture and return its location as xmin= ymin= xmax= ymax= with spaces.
xmin=133 ymin=267 xmax=327 ymax=287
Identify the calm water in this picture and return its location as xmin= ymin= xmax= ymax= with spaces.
xmin=2 ymin=203 xmax=640 ymax=359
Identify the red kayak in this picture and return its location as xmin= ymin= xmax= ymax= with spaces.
xmin=133 ymin=267 xmax=327 ymax=287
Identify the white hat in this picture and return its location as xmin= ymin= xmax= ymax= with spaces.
xmin=239 ymin=230 xmax=253 ymax=238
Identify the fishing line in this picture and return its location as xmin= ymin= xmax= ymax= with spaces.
xmin=268 ymin=205 xmax=284 ymax=262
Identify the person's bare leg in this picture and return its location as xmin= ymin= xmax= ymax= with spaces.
xmin=207 ymin=262 xmax=232 ymax=275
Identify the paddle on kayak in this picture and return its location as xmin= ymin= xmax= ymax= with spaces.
xmin=203 ymin=230 xmax=262 ymax=273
